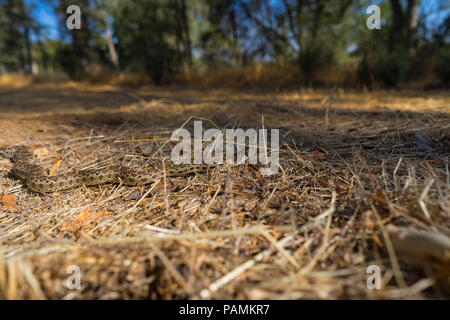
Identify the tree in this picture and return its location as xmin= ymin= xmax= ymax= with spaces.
xmin=95 ymin=0 xmax=119 ymax=69
xmin=56 ymin=0 xmax=93 ymax=75
xmin=173 ymin=0 xmax=192 ymax=66
xmin=0 ymin=0 xmax=38 ymax=74
xmin=240 ymin=0 xmax=355 ymax=78
xmin=110 ymin=0 xmax=180 ymax=84
xmin=389 ymin=0 xmax=420 ymax=54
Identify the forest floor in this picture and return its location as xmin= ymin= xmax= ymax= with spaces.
xmin=0 ymin=82 xmax=449 ymax=299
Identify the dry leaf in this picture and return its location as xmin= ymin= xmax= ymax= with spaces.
xmin=61 ymin=209 xmax=109 ymax=231
xmin=1 ymin=193 xmax=18 ymax=212
xmin=60 ymin=222 xmax=70 ymax=230
xmin=369 ymin=189 xmax=389 ymax=208
xmin=73 ymin=209 xmax=91 ymax=224
xmin=91 ymin=210 xmax=108 ymax=222
xmin=49 ymin=156 xmax=63 ymax=176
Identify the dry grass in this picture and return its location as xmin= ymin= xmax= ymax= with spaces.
xmin=0 ymin=63 xmax=359 ymax=89
xmin=0 ymin=82 xmax=449 ymax=299
xmin=0 ymin=61 xmax=443 ymax=89
xmin=176 ymin=64 xmax=305 ymax=89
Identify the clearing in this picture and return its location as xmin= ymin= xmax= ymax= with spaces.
xmin=0 ymin=82 xmax=449 ymax=299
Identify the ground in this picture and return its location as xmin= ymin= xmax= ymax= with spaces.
xmin=0 ymin=82 xmax=449 ymax=299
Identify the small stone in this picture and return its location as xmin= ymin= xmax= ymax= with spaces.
xmin=125 ymin=190 xmax=141 ymax=201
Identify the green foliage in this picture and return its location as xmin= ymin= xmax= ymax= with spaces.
xmin=298 ymin=42 xmax=334 ymax=78
xmin=0 ymin=0 xmax=447 ymax=88
xmin=32 ymin=39 xmax=67 ymax=73
xmin=0 ymin=0 xmax=33 ymax=73
xmin=110 ymin=0 xmax=181 ymax=84
xmin=434 ymin=45 xmax=450 ymax=83
xmin=373 ymin=49 xmax=411 ymax=86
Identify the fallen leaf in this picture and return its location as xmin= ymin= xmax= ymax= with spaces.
xmin=60 ymin=222 xmax=70 ymax=230
xmin=90 ymin=210 xmax=108 ymax=222
xmin=61 ymin=209 xmax=109 ymax=231
xmin=1 ymin=193 xmax=18 ymax=212
xmin=73 ymin=209 xmax=90 ymax=224
xmin=369 ymin=189 xmax=389 ymax=208
xmin=49 ymin=156 xmax=63 ymax=176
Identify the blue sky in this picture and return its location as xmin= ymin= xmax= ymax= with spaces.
xmin=26 ymin=0 xmax=59 ymax=40
xmin=28 ymin=0 xmax=449 ymax=41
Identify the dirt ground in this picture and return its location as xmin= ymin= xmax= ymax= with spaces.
xmin=0 ymin=82 xmax=449 ymax=299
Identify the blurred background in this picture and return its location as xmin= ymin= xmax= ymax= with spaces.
xmin=0 ymin=0 xmax=449 ymax=88
xmin=0 ymin=1 xmax=449 ymax=301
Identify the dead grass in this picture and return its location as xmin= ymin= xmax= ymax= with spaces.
xmin=174 ymin=63 xmax=365 ymax=89
xmin=1 ymin=61 xmax=443 ymax=90
xmin=0 ymin=83 xmax=449 ymax=299
xmin=0 ymin=63 xmax=359 ymax=89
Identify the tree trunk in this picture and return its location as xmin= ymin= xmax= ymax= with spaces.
xmin=389 ymin=0 xmax=419 ymax=54
xmin=19 ymin=0 xmax=33 ymax=74
xmin=38 ymin=42 xmax=49 ymax=71
xmin=389 ymin=0 xmax=404 ymax=50
xmin=62 ymin=0 xmax=91 ymax=75
xmin=406 ymin=0 xmax=419 ymax=55
xmin=100 ymin=0 xmax=119 ymax=69
xmin=105 ymin=27 xmax=119 ymax=69
xmin=180 ymin=0 xmax=192 ymax=66
xmin=23 ymin=25 xmax=33 ymax=74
